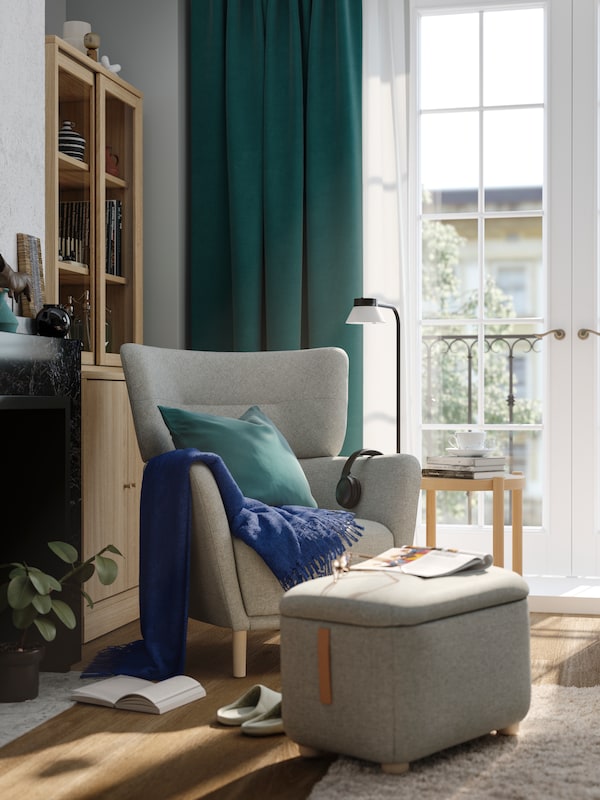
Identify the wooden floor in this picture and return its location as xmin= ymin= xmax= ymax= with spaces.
xmin=0 ymin=612 xmax=599 ymax=799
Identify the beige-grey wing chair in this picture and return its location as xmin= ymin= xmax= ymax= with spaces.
xmin=120 ymin=344 xmax=421 ymax=677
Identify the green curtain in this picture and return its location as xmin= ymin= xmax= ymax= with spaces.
xmin=189 ymin=0 xmax=363 ymax=452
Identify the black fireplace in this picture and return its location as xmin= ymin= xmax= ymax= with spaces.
xmin=0 ymin=331 xmax=81 ymax=670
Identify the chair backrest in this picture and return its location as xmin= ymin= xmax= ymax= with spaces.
xmin=120 ymin=344 xmax=349 ymax=463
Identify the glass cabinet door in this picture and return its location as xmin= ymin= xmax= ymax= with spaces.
xmin=96 ymin=75 xmax=143 ymax=366
xmin=48 ymin=52 xmax=95 ymax=363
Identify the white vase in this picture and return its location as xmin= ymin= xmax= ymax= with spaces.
xmin=63 ymin=21 xmax=91 ymax=53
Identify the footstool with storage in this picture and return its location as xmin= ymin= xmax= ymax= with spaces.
xmin=280 ymin=565 xmax=530 ymax=773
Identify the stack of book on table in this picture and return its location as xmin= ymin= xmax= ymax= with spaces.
xmin=422 ymin=454 xmax=507 ymax=479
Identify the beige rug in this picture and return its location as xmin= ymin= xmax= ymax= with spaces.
xmin=0 ymin=672 xmax=93 ymax=748
xmin=308 ymin=685 xmax=600 ymax=799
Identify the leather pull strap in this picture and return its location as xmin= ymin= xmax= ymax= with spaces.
xmin=318 ymin=627 xmax=332 ymax=705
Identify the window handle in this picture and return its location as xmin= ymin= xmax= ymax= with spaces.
xmin=578 ymin=328 xmax=600 ymax=339
xmin=534 ymin=328 xmax=566 ymax=340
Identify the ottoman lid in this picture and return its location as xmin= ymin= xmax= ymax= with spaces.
xmin=280 ymin=566 xmax=529 ymax=628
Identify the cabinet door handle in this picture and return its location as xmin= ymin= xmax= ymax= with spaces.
xmin=578 ymin=328 xmax=600 ymax=339
xmin=533 ymin=328 xmax=566 ymax=340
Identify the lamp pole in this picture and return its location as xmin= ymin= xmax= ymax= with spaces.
xmin=346 ymin=297 xmax=401 ymax=453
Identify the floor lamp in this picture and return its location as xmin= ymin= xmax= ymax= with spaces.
xmin=345 ymin=297 xmax=401 ymax=453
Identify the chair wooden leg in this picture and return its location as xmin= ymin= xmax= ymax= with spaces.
xmin=497 ymin=722 xmax=520 ymax=736
xmin=298 ymin=744 xmax=328 ymax=758
xmin=232 ymin=630 xmax=247 ymax=678
xmin=381 ymin=762 xmax=410 ymax=775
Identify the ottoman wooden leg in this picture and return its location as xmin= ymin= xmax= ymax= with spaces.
xmin=497 ymin=722 xmax=520 ymax=736
xmin=298 ymin=744 xmax=329 ymax=758
xmin=381 ymin=762 xmax=410 ymax=775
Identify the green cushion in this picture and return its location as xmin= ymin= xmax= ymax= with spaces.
xmin=158 ymin=404 xmax=317 ymax=508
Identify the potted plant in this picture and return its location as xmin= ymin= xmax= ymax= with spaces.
xmin=0 ymin=540 xmax=122 ymax=702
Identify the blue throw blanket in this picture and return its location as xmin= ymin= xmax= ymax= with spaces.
xmin=83 ymin=448 xmax=362 ymax=680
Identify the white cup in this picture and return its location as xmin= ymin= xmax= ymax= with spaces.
xmin=448 ymin=430 xmax=486 ymax=450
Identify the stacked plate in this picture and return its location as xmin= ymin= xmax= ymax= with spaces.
xmin=58 ymin=121 xmax=86 ymax=161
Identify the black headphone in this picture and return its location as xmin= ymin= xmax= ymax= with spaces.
xmin=335 ymin=449 xmax=383 ymax=509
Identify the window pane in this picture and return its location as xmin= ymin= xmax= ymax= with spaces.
xmin=482 ymin=430 xmax=542 ymax=527
xmin=483 ymin=8 xmax=544 ymax=107
xmin=421 ymin=112 xmax=479 ymax=213
xmin=422 ymin=219 xmax=478 ymax=318
xmin=484 ymin=108 xmax=543 ymax=210
xmin=485 ymin=218 xmax=543 ymax=317
xmin=422 ymin=324 xmax=479 ymax=425
xmin=483 ymin=323 xmax=543 ymax=426
xmin=420 ymin=13 xmax=479 ymax=110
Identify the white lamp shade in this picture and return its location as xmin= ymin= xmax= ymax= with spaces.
xmin=345 ymin=304 xmax=386 ymax=324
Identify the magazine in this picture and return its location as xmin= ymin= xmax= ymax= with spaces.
xmin=351 ymin=546 xmax=493 ymax=578
xmin=422 ymin=468 xmax=507 ymax=479
xmin=426 ymin=455 xmax=506 ymax=467
xmin=70 ymin=674 xmax=206 ymax=715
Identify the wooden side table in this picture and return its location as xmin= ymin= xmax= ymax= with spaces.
xmin=420 ymin=472 xmax=525 ymax=574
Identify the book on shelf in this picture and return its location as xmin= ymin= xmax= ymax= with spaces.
xmin=426 ymin=455 xmax=506 ymax=467
xmin=70 ymin=674 xmax=206 ymax=715
xmin=422 ymin=468 xmax=507 ymax=479
xmin=105 ymin=199 xmax=123 ymax=276
xmin=351 ymin=546 xmax=493 ymax=578
xmin=59 ymin=200 xmax=90 ymax=266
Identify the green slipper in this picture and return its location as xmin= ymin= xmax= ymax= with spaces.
xmin=240 ymin=700 xmax=283 ymax=736
xmin=216 ymin=684 xmax=281 ymax=726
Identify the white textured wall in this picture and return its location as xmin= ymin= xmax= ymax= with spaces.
xmin=0 ymin=0 xmax=45 ymax=293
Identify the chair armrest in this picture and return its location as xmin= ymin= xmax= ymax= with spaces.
xmin=187 ymin=462 xmax=251 ymax=630
xmin=300 ymin=454 xmax=422 ymax=546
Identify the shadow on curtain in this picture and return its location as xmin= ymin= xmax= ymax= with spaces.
xmin=189 ymin=0 xmax=363 ymax=452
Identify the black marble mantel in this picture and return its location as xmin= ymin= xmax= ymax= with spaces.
xmin=0 ymin=331 xmax=82 ymax=670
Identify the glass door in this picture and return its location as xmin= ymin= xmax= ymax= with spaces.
xmin=54 ymin=53 xmax=95 ymax=364
xmin=412 ymin=0 xmax=600 ymax=581
xmin=96 ymin=75 xmax=143 ymax=367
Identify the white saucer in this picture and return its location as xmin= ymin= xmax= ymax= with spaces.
xmin=446 ymin=447 xmax=495 ymax=457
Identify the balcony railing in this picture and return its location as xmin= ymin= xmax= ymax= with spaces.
xmin=422 ymin=332 xmax=545 ymax=471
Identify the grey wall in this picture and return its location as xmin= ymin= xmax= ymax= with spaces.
xmin=45 ymin=0 xmax=66 ymax=35
xmin=0 ymin=0 xmax=45 ymax=303
xmin=47 ymin=0 xmax=187 ymax=349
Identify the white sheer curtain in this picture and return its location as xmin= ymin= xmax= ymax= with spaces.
xmin=361 ymin=0 xmax=419 ymax=456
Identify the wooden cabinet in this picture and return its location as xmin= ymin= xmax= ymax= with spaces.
xmin=45 ymin=36 xmax=143 ymax=366
xmin=45 ymin=37 xmax=144 ymax=638
xmin=81 ymin=375 xmax=143 ymax=642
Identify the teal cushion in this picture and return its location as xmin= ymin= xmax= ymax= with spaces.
xmin=158 ymin=404 xmax=317 ymax=508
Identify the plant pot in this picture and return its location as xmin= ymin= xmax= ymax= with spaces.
xmin=0 ymin=644 xmax=45 ymax=702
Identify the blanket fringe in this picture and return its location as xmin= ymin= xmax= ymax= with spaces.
xmin=81 ymin=640 xmax=156 ymax=679
xmin=275 ymin=512 xmax=364 ymax=591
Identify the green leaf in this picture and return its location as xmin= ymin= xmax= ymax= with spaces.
xmin=7 ymin=575 xmax=36 ymax=609
xmin=71 ymin=562 xmax=95 ymax=584
xmin=12 ymin=604 xmax=37 ymax=630
xmin=95 ymin=555 xmax=119 ymax=586
xmin=48 ymin=541 xmax=78 ymax=564
xmin=105 ymin=544 xmax=124 ymax=557
xmin=28 ymin=569 xmax=61 ymax=596
xmin=51 ymin=598 xmax=76 ymax=629
xmin=32 ymin=593 xmax=52 ymax=614
xmin=8 ymin=565 xmax=26 ymax=579
xmin=34 ymin=616 xmax=57 ymax=642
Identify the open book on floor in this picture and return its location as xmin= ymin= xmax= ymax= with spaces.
xmin=352 ymin=546 xmax=493 ymax=578
xmin=70 ymin=674 xmax=206 ymax=715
